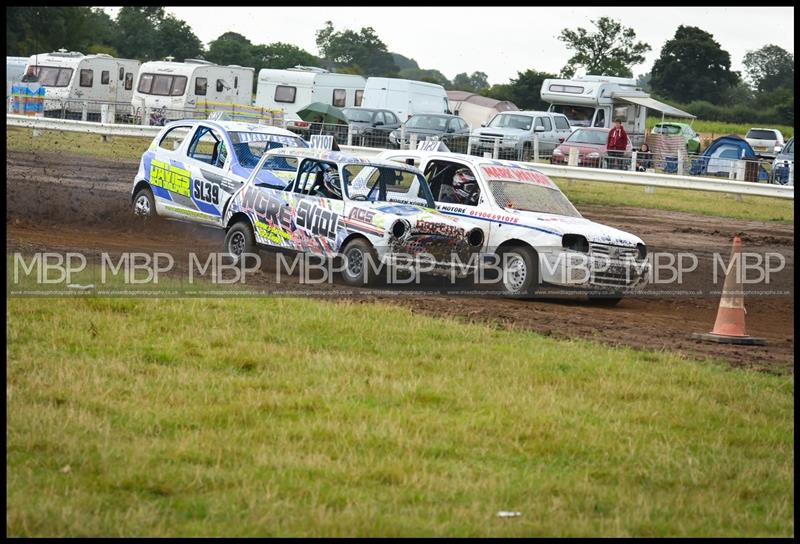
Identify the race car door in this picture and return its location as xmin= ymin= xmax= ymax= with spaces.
xmin=288 ymin=158 xmax=346 ymax=256
xmin=182 ymin=124 xmax=237 ymax=224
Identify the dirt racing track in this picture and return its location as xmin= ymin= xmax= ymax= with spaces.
xmin=6 ymin=150 xmax=795 ymax=372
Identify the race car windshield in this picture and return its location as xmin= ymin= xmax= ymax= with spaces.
xmin=566 ymin=129 xmax=608 ymax=145
xmin=487 ymin=180 xmax=581 ymax=218
xmin=342 ymin=164 xmax=435 ymax=208
xmin=229 ymin=132 xmax=308 ymax=169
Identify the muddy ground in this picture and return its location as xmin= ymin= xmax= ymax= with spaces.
xmin=6 ymin=151 xmax=795 ymax=373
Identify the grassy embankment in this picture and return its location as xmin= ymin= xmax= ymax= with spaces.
xmin=6 ymin=291 xmax=794 ymax=537
xmin=6 ymin=127 xmax=794 ymax=224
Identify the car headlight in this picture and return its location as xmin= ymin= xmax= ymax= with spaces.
xmin=562 ymin=234 xmax=589 ymax=253
xmin=586 ymin=152 xmax=600 ymax=159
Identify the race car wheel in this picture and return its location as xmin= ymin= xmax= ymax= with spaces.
xmin=132 ymin=187 xmax=155 ymax=218
xmin=499 ymin=246 xmax=539 ymax=297
xmin=224 ymin=221 xmax=256 ymax=265
xmin=340 ymin=238 xmax=378 ymax=287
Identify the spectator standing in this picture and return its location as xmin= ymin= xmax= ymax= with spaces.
xmin=637 ymin=143 xmax=653 ymax=172
xmin=606 ymin=118 xmax=629 ymax=169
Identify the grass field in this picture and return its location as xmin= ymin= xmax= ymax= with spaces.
xmin=6 ymin=127 xmax=793 ymax=224
xmin=645 ymin=118 xmax=794 ymax=140
xmin=6 ymin=294 xmax=794 ymax=537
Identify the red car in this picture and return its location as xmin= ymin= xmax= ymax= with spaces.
xmin=550 ymin=127 xmax=632 ymax=168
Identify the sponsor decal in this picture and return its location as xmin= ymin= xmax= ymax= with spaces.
xmin=348 ymin=208 xmax=376 ymax=223
xmin=241 ymin=187 xmax=294 ymax=232
xmin=149 ymin=160 xmax=191 ymax=197
xmin=480 ymin=165 xmax=554 ymax=188
xmin=254 ymin=219 xmax=291 ymax=245
xmin=414 ymin=220 xmax=464 ymax=238
xmin=164 ymin=205 xmax=214 ymax=219
xmin=468 ymin=209 xmax=520 ymax=223
xmin=296 ymin=200 xmax=340 ymax=239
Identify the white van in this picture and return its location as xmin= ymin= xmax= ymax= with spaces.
xmin=361 ymin=77 xmax=450 ymax=123
xmin=132 ymin=59 xmax=254 ymax=123
xmin=22 ymin=50 xmax=140 ymax=119
xmin=254 ymin=66 xmax=366 ymax=128
xmin=7 ymin=56 xmax=29 ymax=98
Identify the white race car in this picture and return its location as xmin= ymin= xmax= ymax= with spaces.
xmin=223 ymin=148 xmax=485 ymax=286
xmin=130 ymin=119 xmax=307 ymax=225
xmin=378 ymin=149 xmax=650 ymax=303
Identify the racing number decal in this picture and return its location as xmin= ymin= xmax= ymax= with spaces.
xmin=193 ymin=179 xmax=220 ymax=205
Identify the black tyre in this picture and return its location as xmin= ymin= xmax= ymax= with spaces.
xmin=224 ymin=221 xmax=256 ymax=265
xmin=132 ymin=186 xmax=155 ymax=218
xmin=340 ymin=238 xmax=379 ymax=287
xmin=498 ymin=246 xmax=539 ymax=297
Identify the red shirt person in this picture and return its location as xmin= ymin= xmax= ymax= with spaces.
xmin=606 ymin=118 xmax=629 ymax=169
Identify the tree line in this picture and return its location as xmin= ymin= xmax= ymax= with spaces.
xmin=6 ymin=7 xmax=794 ymax=125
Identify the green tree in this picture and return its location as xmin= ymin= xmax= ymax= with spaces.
xmin=391 ymin=52 xmax=419 ymax=71
xmin=483 ymin=69 xmax=555 ymax=110
xmin=451 ymin=71 xmax=489 ymax=93
xmin=154 ymin=14 xmax=204 ymax=61
xmin=743 ymin=44 xmax=794 ymax=94
xmin=6 ymin=7 xmax=117 ymax=56
xmin=558 ymin=17 xmax=650 ymax=77
xmin=207 ymin=32 xmax=256 ymax=67
xmin=315 ymin=21 xmax=397 ymax=76
xmin=254 ymin=42 xmax=320 ymax=70
xmin=398 ymin=68 xmax=451 ymax=87
xmin=650 ymin=26 xmax=739 ymax=104
xmin=111 ymin=7 xmax=164 ymax=60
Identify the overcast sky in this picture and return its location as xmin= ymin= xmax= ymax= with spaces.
xmin=104 ymin=6 xmax=794 ymax=84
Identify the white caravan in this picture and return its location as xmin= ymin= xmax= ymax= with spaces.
xmin=132 ymin=59 xmax=254 ymax=122
xmin=22 ymin=50 xmax=140 ymax=117
xmin=254 ymin=66 xmax=366 ymax=128
xmin=7 ymin=56 xmax=29 ymax=98
xmin=540 ymin=75 xmax=694 ymax=145
xmin=361 ymin=77 xmax=450 ymax=123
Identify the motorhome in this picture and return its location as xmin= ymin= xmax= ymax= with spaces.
xmin=131 ymin=59 xmax=254 ymax=123
xmin=540 ymin=75 xmax=694 ymax=146
xmin=361 ymin=77 xmax=450 ymax=123
xmin=254 ymin=66 xmax=366 ymax=129
xmin=7 ymin=56 xmax=29 ymax=98
xmin=22 ymin=50 xmax=140 ymax=118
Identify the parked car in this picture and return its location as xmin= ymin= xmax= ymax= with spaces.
xmin=130 ymin=119 xmax=307 ymax=225
xmin=222 ymin=148 xmax=485 ymax=285
xmin=744 ymin=128 xmax=785 ymax=157
xmin=388 ymin=113 xmax=471 ymax=151
xmin=469 ymin=110 xmax=572 ymax=161
xmin=651 ymin=122 xmax=701 ymax=154
xmin=378 ymin=149 xmax=649 ymax=303
xmin=341 ymin=107 xmax=401 ymax=147
xmin=771 ymin=137 xmax=794 ymax=185
xmin=550 ymin=127 xmax=633 ymax=168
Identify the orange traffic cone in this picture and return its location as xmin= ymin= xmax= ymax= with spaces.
xmin=693 ymin=235 xmax=766 ymax=345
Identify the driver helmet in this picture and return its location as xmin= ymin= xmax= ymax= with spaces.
xmin=451 ymin=168 xmax=478 ymax=204
xmin=322 ymin=168 xmax=342 ymax=199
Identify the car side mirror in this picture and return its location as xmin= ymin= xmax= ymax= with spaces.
xmin=534 ymin=126 xmax=546 ymax=133
xmin=447 ymin=127 xmax=455 ymax=133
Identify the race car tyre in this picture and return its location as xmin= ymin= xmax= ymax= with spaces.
xmin=498 ymin=245 xmax=539 ymax=297
xmin=340 ymin=238 xmax=379 ymax=287
xmin=132 ymin=187 xmax=155 ymax=218
xmin=224 ymin=221 xmax=256 ymax=265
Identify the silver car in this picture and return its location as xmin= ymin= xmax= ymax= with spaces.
xmin=469 ymin=110 xmax=572 ymax=161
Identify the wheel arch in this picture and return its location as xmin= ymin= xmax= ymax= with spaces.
xmin=338 ymin=232 xmax=372 ymax=254
xmin=131 ymin=180 xmax=152 ymax=202
xmin=225 ymin=211 xmax=252 ymax=231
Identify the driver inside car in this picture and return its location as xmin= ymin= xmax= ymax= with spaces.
xmin=315 ymin=166 xmax=342 ymax=200
xmin=439 ymin=167 xmax=479 ymax=205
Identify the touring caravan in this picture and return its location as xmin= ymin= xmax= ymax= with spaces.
xmin=7 ymin=56 xmax=29 ymax=98
xmin=21 ymin=50 xmax=140 ymax=118
xmin=361 ymin=77 xmax=450 ymax=123
xmin=254 ymin=66 xmax=366 ymax=128
xmin=540 ymin=75 xmax=694 ymax=146
xmin=131 ymin=59 xmax=254 ymax=123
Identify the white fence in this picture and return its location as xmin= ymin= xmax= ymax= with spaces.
xmin=6 ymin=114 xmax=793 ymax=200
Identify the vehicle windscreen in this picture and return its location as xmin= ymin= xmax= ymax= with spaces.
xmin=746 ymin=129 xmax=778 ymax=140
xmin=229 ymin=132 xmax=308 ymax=168
xmin=487 ymin=114 xmax=533 ymax=131
xmin=549 ymin=105 xmax=595 ymax=127
xmin=343 ymin=109 xmax=373 ymax=123
xmin=653 ymin=124 xmax=682 ymax=135
xmin=406 ymin=115 xmax=448 ymax=130
xmin=487 ymin=180 xmax=581 ymax=217
xmin=137 ymin=73 xmax=188 ymax=96
xmin=342 ymin=164 xmax=435 ymax=208
xmin=22 ymin=66 xmax=73 ymax=87
xmin=566 ymin=129 xmax=607 ymax=145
